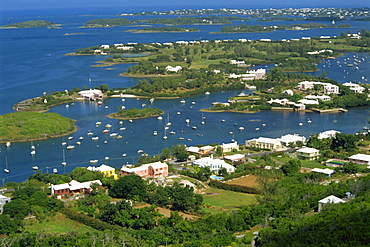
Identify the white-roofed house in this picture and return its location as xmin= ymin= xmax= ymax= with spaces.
xmin=50 ymin=180 xmax=102 ymax=197
xmin=199 ymin=145 xmax=215 ymax=155
xmin=318 ymin=130 xmax=340 ymax=139
xmin=87 ymin=164 xmax=118 ymax=179
xmin=193 ymin=156 xmax=235 ymax=173
xmin=0 ymin=194 xmax=11 ymax=214
xmin=296 ymin=147 xmax=320 ymax=160
xmin=279 ymin=134 xmax=306 ymax=146
xmin=318 ymin=195 xmax=346 ymax=212
xmin=245 ymin=137 xmax=283 ymax=151
xmin=311 ymin=168 xmax=335 ymax=177
xmin=348 ymin=154 xmax=370 ymax=165
xmin=78 ymin=89 xmax=103 ymax=101
xmin=221 ymin=142 xmax=239 ymax=153
xmin=342 ymin=82 xmax=365 ymax=94
xmin=120 ymin=161 xmax=168 ymax=178
xmin=186 ymin=146 xmax=201 ymax=154
xmin=166 ymin=65 xmax=182 ymax=73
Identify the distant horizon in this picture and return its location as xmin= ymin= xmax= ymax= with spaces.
xmin=1 ymin=0 xmax=369 ymax=11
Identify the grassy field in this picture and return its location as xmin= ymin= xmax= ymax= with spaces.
xmin=201 ymin=188 xmax=258 ymax=214
xmin=24 ymin=212 xmax=98 ymax=234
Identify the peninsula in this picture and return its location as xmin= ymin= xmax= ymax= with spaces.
xmin=109 ymin=107 xmax=164 ymax=120
xmin=1 ymin=20 xmax=56 ymax=29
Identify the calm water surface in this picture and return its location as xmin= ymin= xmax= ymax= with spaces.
xmin=0 ymin=7 xmax=369 ymax=183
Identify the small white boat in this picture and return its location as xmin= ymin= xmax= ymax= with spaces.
xmin=192 ymin=102 xmax=196 ymax=105
xmin=105 ymin=157 xmax=109 ymax=160
xmin=205 ymin=91 xmax=210 ymax=95
xmin=137 ymin=150 xmax=143 ymax=153
xmin=102 ymin=129 xmax=110 ymax=133
xmin=4 ymin=157 xmax=9 ymax=173
xmin=186 ymin=119 xmax=190 ymax=124
xmin=110 ymin=133 xmax=118 ymax=137
xmin=4 ymin=169 xmax=9 ymax=173
xmin=122 ymin=153 xmax=127 ymax=157
xmin=229 ymin=132 xmax=233 ymax=135
xmin=76 ymin=141 xmax=81 ymax=145
xmin=192 ymin=126 xmax=197 ymax=130
xmin=104 ymin=140 xmax=108 ymax=144
xmin=67 ymin=145 xmax=75 ymax=150
xmin=153 ymin=131 xmax=158 ymax=136
xmin=121 ymin=106 xmax=126 ymax=110
xmin=66 ymin=104 xmax=69 ymax=108
xmin=255 ymin=128 xmax=260 ymax=131
xmin=62 ymin=161 xmax=67 ymax=166
xmin=105 ymin=106 xmax=109 ymax=109
xmin=129 ymin=120 xmax=133 ymax=123
xmin=166 ymin=122 xmax=172 ymax=126
xmin=178 ymin=137 xmax=184 ymax=140
xmin=122 ymin=98 xmax=125 ymax=102
xmin=105 ymin=124 xmax=112 ymax=128
xmin=119 ymin=121 xmax=123 ymax=125
xmin=68 ymin=136 xmax=73 ymax=140
xmin=30 ymin=150 xmax=36 ymax=155
xmin=163 ymin=136 xmax=168 ymax=140
xmin=157 ymin=116 xmax=163 ymax=120
xmin=96 ymin=121 xmax=102 ymax=126
xmin=87 ymin=131 xmax=94 ymax=136
xmin=90 ymin=159 xmax=98 ymax=164
xmin=79 ymin=136 xmax=84 ymax=140
xmin=6 ymin=142 xmax=11 ymax=147
xmin=92 ymin=136 xmax=99 ymax=141
xmin=165 ymin=126 xmax=169 ymax=130
xmin=307 ymin=119 xmax=312 ymax=123
xmin=221 ymin=119 xmax=225 ymax=122
xmin=177 ymin=112 xmax=181 ymax=115
xmin=53 ymin=168 xmax=58 ymax=173
xmin=239 ymin=127 xmax=244 ymax=131
xmin=120 ymin=127 xmax=126 ymax=131
xmin=61 ymin=142 xmax=67 ymax=146
xmin=180 ymin=99 xmax=186 ymax=104
xmin=298 ymin=123 xmax=303 ymax=127
xmin=116 ymin=135 xmax=122 ymax=139
xmin=32 ymin=166 xmax=39 ymax=170
xmin=262 ymin=123 xmax=266 ymax=127
xmin=201 ymin=121 xmax=205 ymax=125
xmin=169 ymin=131 xmax=176 ymax=135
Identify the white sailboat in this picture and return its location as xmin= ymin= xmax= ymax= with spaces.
xmin=62 ymin=149 xmax=67 ymax=167
xmin=163 ymin=128 xmax=168 ymax=140
xmin=166 ymin=114 xmax=171 ymax=126
xmin=4 ymin=157 xmax=9 ymax=173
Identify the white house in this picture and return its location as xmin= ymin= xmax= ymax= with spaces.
xmin=224 ymin=154 xmax=245 ymax=164
xmin=298 ymin=99 xmax=320 ymax=105
xmin=0 ymin=194 xmax=11 ymax=214
xmin=305 ymin=95 xmax=331 ymax=101
xmin=296 ymin=147 xmax=320 ymax=160
xmin=283 ymin=89 xmax=294 ymax=96
xmin=279 ymin=134 xmax=306 ymax=146
xmin=318 ymin=195 xmax=346 ymax=212
xmin=311 ymin=168 xmax=335 ymax=177
xmin=297 ymin=81 xmax=339 ymax=94
xmin=78 ymin=89 xmax=103 ymax=101
xmin=230 ymin=60 xmax=246 ymax=66
xmin=342 ymin=82 xmax=365 ymax=94
xmin=193 ymin=156 xmax=235 ymax=173
xmin=324 ymin=84 xmax=339 ymax=94
xmin=166 ymin=65 xmax=182 ymax=73
xmin=245 ymin=137 xmax=283 ymax=151
xmin=318 ymin=130 xmax=340 ymax=139
xmin=221 ymin=142 xmax=239 ymax=153
xmin=348 ymin=154 xmax=370 ymax=165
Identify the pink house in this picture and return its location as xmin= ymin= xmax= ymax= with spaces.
xmin=121 ymin=162 xmax=168 ymax=178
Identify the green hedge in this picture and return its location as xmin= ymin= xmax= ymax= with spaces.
xmin=209 ymin=180 xmax=260 ymax=194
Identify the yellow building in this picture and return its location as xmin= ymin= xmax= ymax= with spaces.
xmin=87 ymin=164 xmax=118 ymax=179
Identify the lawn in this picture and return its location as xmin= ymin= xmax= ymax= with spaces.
xmin=24 ymin=212 xmax=98 ymax=234
xmin=201 ymin=188 xmax=258 ymax=214
xmin=272 ymin=156 xmax=331 ymax=169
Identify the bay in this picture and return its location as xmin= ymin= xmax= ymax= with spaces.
xmin=0 ymin=7 xmax=369 ymax=183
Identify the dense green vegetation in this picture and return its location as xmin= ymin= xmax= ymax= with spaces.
xmin=0 ymin=112 xmax=75 ymax=141
xmin=109 ymin=107 xmax=163 ymax=119
xmin=81 ymin=18 xmax=131 ymax=28
xmin=2 ymin=20 xmax=55 ymax=28
xmin=220 ymin=23 xmax=351 ymax=33
xmin=130 ymin=26 xmax=198 ymax=32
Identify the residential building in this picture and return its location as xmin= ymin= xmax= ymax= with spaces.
xmin=50 ymin=180 xmax=102 ymax=197
xmin=230 ymin=60 xmax=246 ymax=66
xmin=305 ymin=95 xmax=331 ymax=101
xmin=224 ymin=154 xmax=245 ymax=165
xmin=221 ymin=142 xmax=239 ymax=153
xmin=120 ymin=161 xmax=168 ymax=178
xmin=78 ymin=89 xmax=103 ymax=101
xmin=245 ymin=137 xmax=283 ymax=151
xmin=0 ymin=194 xmax=11 ymax=214
xmin=318 ymin=195 xmax=346 ymax=212
xmin=324 ymin=84 xmax=339 ymax=94
xmin=348 ymin=154 xmax=370 ymax=165
xmin=298 ymin=99 xmax=319 ymax=105
xmin=199 ymin=145 xmax=215 ymax=155
xmin=193 ymin=156 xmax=235 ymax=173
xmin=311 ymin=168 xmax=335 ymax=177
xmin=165 ymin=65 xmax=182 ymax=73
xmin=279 ymin=134 xmax=306 ymax=146
xmin=87 ymin=164 xmax=118 ymax=179
xmin=297 ymin=81 xmax=339 ymax=94
xmin=295 ymin=147 xmax=320 ymax=160
xmin=318 ymin=130 xmax=340 ymax=139
xmin=342 ymin=82 xmax=365 ymax=93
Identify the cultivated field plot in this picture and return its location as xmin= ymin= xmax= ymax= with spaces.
xmin=225 ymin=175 xmax=259 ymax=187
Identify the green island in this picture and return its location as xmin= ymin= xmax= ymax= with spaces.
xmin=220 ymin=23 xmax=351 ymax=33
xmin=1 ymin=20 xmax=56 ymax=28
xmin=79 ymin=16 xmax=250 ymax=28
xmin=0 ymin=111 xmax=75 ymax=142
xmin=1 ymin=130 xmax=370 ymax=246
xmin=127 ymin=26 xmax=199 ymax=33
xmin=109 ymin=107 xmax=164 ymax=119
